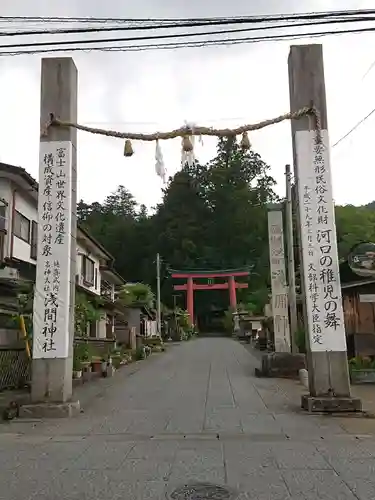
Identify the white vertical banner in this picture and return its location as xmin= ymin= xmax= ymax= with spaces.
xmin=296 ymin=130 xmax=347 ymax=352
xmin=33 ymin=141 xmax=73 ymax=359
xmin=268 ymin=210 xmax=291 ymax=352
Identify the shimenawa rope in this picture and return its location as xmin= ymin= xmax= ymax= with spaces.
xmin=42 ymin=106 xmax=322 ymax=157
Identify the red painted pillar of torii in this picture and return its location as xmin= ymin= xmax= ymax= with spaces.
xmin=228 ymin=276 xmax=237 ymax=310
xmin=172 ymin=270 xmax=249 ymax=325
xmin=187 ymin=277 xmax=194 ymax=327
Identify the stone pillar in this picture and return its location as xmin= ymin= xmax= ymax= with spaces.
xmin=268 ymin=207 xmax=291 ymax=352
xmin=25 ymin=58 xmax=79 ymax=417
xmin=187 ymin=277 xmax=194 ymax=326
xmin=288 ymin=44 xmax=361 ymax=412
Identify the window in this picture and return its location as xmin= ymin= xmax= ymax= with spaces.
xmin=30 ymin=221 xmax=37 ymax=260
xmin=82 ymin=256 xmax=95 ymax=285
xmin=89 ymin=321 xmax=97 ymax=338
xmin=14 ymin=211 xmax=30 ymax=243
xmin=0 ymin=202 xmax=7 ymax=232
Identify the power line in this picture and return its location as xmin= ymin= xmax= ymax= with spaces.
xmin=2 ymin=9 xmax=375 ymax=23
xmin=361 ymin=58 xmax=375 ymax=80
xmin=332 ymin=106 xmax=375 ymax=148
xmin=0 ymin=24 xmax=374 ymax=56
xmin=0 ymin=15 xmax=373 ymax=39
xmin=3 ymin=18 xmax=375 ymax=51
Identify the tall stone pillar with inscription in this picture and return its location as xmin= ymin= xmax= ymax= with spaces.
xmin=288 ymin=44 xmax=361 ymax=412
xmin=267 ymin=207 xmax=291 ymax=352
xmin=23 ymin=58 xmax=79 ymax=418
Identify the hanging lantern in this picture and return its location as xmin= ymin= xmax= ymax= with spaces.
xmin=124 ymin=139 xmax=134 ymax=157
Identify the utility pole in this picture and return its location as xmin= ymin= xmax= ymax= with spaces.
xmin=285 ymin=164 xmax=298 ymax=354
xmin=156 ymin=253 xmax=161 ymax=337
xmin=288 ymin=44 xmax=360 ymax=412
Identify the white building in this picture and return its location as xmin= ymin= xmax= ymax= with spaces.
xmin=0 ymin=161 xmax=125 ymax=340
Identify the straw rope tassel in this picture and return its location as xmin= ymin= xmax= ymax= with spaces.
xmin=182 ymin=135 xmax=194 ymax=152
xmin=240 ymin=131 xmax=251 ymax=150
xmin=124 ymin=139 xmax=134 ymax=157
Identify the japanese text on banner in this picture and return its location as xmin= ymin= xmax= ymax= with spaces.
xmin=297 ymin=130 xmax=346 ymax=352
xmin=268 ymin=210 xmax=290 ymax=352
xmin=33 ymin=141 xmax=72 ymax=359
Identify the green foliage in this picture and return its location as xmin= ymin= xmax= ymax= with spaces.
xmin=134 ymin=345 xmax=146 ymax=360
xmin=175 ymin=308 xmax=190 ymax=330
xmin=118 ymin=282 xmax=154 ymax=307
xmin=76 ymin=138 xmax=279 ymax=314
xmin=74 ymin=292 xmax=103 ymax=337
xmin=335 ymin=205 xmax=375 ymax=260
xmin=181 ymin=329 xmax=194 ymax=341
xmin=73 ymin=354 xmax=82 ymax=371
xmin=349 ymin=356 xmax=375 ymax=371
xmin=222 ymin=309 xmax=234 ymax=335
xmin=74 ymin=342 xmax=96 ymax=362
xmin=237 ymin=302 xmax=256 ymax=314
xmin=12 ymin=282 xmax=34 ymax=342
xmin=143 ymin=337 xmax=162 ymax=347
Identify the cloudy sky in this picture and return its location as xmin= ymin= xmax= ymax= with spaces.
xmin=0 ymin=0 xmax=374 ymax=209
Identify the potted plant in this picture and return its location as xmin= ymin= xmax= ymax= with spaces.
xmin=91 ymin=355 xmax=103 ymax=373
xmin=349 ymin=356 xmax=375 ymax=384
xmin=73 ymin=357 xmax=82 ymax=379
xmin=134 ymin=345 xmax=146 ymax=361
xmin=73 ymin=343 xmax=93 ymax=381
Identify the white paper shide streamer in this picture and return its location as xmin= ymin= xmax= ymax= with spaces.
xmin=155 ymin=140 xmax=166 ymax=183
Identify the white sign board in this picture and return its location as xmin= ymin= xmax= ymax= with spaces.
xmin=359 ymin=294 xmax=375 ymax=303
xmin=296 ymin=130 xmax=347 ymax=352
xmin=33 ymin=141 xmax=73 ymax=359
xmin=268 ymin=210 xmax=291 ymax=352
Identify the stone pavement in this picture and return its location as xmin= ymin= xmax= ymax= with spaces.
xmin=2 ymin=338 xmax=375 ymax=500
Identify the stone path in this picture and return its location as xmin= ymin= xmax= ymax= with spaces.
xmin=2 ymin=338 xmax=375 ymax=499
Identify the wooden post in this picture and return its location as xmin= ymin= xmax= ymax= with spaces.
xmin=288 ymin=44 xmax=361 ymax=412
xmin=25 ymin=58 xmax=79 ymax=417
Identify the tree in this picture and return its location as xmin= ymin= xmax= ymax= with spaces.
xmin=153 ymin=168 xmax=211 ymax=269
xmin=335 ymin=204 xmax=375 ymax=259
xmin=152 ymin=137 xmax=277 ymax=312
xmin=77 ymin=186 xmax=145 ymax=281
xmin=200 ymin=138 xmax=277 ymax=271
xmin=78 ymin=137 xmax=278 ymax=316
xmin=118 ymin=283 xmax=154 ymax=308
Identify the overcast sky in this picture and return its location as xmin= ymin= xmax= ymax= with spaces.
xmin=0 ymin=0 xmax=374 ymax=209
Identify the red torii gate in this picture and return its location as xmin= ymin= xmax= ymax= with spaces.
xmin=172 ymin=269 xmax=249 ymax=325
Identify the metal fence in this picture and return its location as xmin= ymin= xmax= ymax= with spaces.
xmin=0 ymin=348 xmax=30 ymax=391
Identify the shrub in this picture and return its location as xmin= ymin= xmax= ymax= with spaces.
xmin=134 ymin=346 xmax=146 ymax=361
xmin=349 ymin=356 xmax=375 ymax=371
xmin=143 ymin=337 xmax=162 ymax=347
